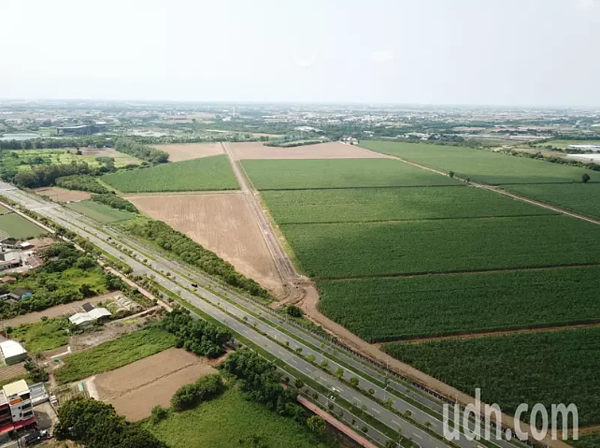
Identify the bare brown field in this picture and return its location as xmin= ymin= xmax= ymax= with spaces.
xmin=126 ymin=193 xmax=284 ymax=295
xmin=228 ymin=141 xmax=389 ymax=160
xmin=33 ymin=187 xmax=91 ymax=203
xmin=94 ymin=348 xmax=219 ymax=421
xmin=151 ymin=143 xmax=224 ymax=162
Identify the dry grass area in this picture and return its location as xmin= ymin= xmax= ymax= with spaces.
xmin=126 ymin=193 xmax=284 ymax=295
xmin=151 ymin=143 xmax=224 ymax=162
xmin=94 ymin=348 xmax=220 ymax=421
xmin=33 ymin=186 xmax=91 ymax=203
xmin=228 ymin=141 xmax=389 ymax=160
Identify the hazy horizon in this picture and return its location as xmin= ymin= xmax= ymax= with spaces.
xmin=2 ymin=0 xmax=600 ymax=107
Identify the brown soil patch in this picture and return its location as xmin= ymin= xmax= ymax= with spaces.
xmin=94 ymin=348 xmax=220 ymax=420
xmin=126 ymin=193 xmax=284 ymax=295
xmin=228 ymin=141 xmax=389 ymax=160
xmin=0 ymin=363 xmax=26 ymax=383
xmin=151 ymin=143 xmax=224 ymax=162
xmin=0 ymin=292 xmax=119 ymax=328
xmin=32 ymin=187 xmax=91 ymax=203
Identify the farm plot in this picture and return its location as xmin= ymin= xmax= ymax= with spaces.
xmin=502 ymin=183 xmax=600 ymax=219
xmin=229 ymin=141 xmax=387 ymax=160
xmin=0 ymin=213 xmax=46 ymax=239
xmin=55 ymin=326 xmax=177 ymax=384
xmin=151 ymin=143 xmax=223 ymax=162
xmin=94 ymin=348 xmax=219 ymax=421
xmin=316 ymin=265 xmax=600 ymax=342
xmin=126 ymin=193 xmax=283 ymax=295
xmin=102 ymin=155 xmax=239 ymax=192
xmin=280 ymin=215 xmax=600 ymax=278
xmin=261 ymin=186 xmax=554 ymax=224
xmin=67 ymin=200 xmax=136 ymax=223
xmin=382 ymin=327 xmax=600 ymax=427
xmin=79 ymin=147 xmax=141 ymax=166
xmin=242 ymin=158 xmax=461 ymax=190
xmin=359 ymin=141 xmax=594 ymax=184
xmin=148 ymin=387 xmax=336 ymax=448
xmin=32 ymin=186 xmax=91 ymax=202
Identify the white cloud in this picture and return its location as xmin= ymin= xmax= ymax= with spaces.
xmin=578 ymin=0 xmax=596 ymax=10
xmin=372 ymin=50 xmax=394 ymax=63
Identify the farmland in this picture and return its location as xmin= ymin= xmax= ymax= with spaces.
xmin=316 ymin=265 xmax=600 ymax=341
xmin=67 ymin=200 xmax=136 ymax=223
xmin=261 ymin=186 xmax=554 ymax=224
xmin=102 ymin=155 xmax=239 ymax=192
xmin=281 ymin=215 xmax=600 ymax=278
xmin=151 ymin=143 xmax=223 ymax=162
xmin=54 ymin=326 xmax=177 ymax=384
xmin=0 ymin=213 xmax=46 ymax=238
xmin=147 ymin=387 xmax=338 ymax=448
xmin=538 ymin=139 xmax=600 ymax=149
xmin=10 ymin=318 xmax=71 ymax=353
xmin=0 ymin=148 xmax=140 ymax=170
xmin=229 ymin=141 xmax=387 ymax=160
xmin=359 ymin=141 xmax=595 ymax=184
xmin=242 ymin=158 xmax=461 ymax=190
xmin=502 ymin=183 xmax=600 ymax=219
xmin=382 ymin=327 xmax=600 ymax=427
xmin=33 ymin=186 xmax=91 ymax=203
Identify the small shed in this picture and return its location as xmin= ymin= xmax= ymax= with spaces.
xmin=9 ymin=289 xmax=33 ymax=301
xmin=0 ymin=341 xmax=27 ymax=365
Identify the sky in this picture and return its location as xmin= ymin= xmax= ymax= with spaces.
xmin=1 ymin=0 xmax=600 ymax=106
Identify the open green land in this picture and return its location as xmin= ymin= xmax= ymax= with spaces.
xmin=55 ymin=326 xmax=176 ymax=384
xmin=102 ymin=155 xmax=239 ymax=192
xmin=67 ymin=200 xmax=136 ymax=223
xmin=261 ymin=186 xmax=554 ymax=224
xmin=147 ymin=388 xmax=337 ymax=448
xmin=0 ymin=213 xmax=46 ymax=238
xmin=0 ymin=149 xmax=139 ymax=170
xmin=382 ymin=327 xmax=600 ymax=427
xmin=281 ymin=215 xmax=600 ymax=278
xmin=572 ymin=432 xmax=600 ymax=448
xmin=502 ymin=183 xmax=600 ymax=219
xmin=317 ymin=266 xmax=600 ymax=342
xmin=359 ymin=141 xmax=594 ymax=184
xmin=242 ymin=158 xmax=461 ymax=190
xmin=10 ymin=318 xmax=70 ymax=353
xmin=0 ymin=204 xmax=9 ymax=213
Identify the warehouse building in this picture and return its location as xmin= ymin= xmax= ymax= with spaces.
xmin=0 ymin=340 xmax=28 ymax=365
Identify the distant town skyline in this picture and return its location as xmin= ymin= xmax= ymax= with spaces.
xmin=2 ymin=0 xmax=600 ymax=107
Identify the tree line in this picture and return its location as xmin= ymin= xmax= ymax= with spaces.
xmin=56 ymin=174 xmax=109 ymax=193
xmin=90 ymin=194 xmax=138 ymax=213
xmin=114 ymin=138 xmax=169 ymax=164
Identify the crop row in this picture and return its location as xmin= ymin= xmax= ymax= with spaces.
xmin=261 ymin=186 xmax=554 ymax=224
xmin=359 ymin=141 xmax=594 ymax=184
xmin=102 ymin=155 xmax=239 ymax=192
xmin=316 ymin=265 xmax=600 ymax=342
xmin=280 ymin=215 xmax=600 ymax=278
xmin=382 ymin=326 xmax=600 ymax=427
xmin=242 ymin=158 xmax=461 ymax=190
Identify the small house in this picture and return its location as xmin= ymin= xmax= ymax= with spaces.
xmin=8 ymin=289 xmax=33 ymax=301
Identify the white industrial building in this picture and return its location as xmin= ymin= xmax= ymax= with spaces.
xmin=0 ymin=341 xmax=27 ymax=365
xmin=69 ymin=308 xmax=112 ymax=326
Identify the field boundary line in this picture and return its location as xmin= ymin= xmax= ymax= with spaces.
xmin=313 ymin=261 xmax=600 ymax=281
xmin=256 ymin=184 xmax=467 ymax=191
xmin=374 ymin=321 xmax=600 ymax=345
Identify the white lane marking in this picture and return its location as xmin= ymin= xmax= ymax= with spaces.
xmin=413 ymin=433 xmax=423 ymax=439
xmin=392 ymin=419 xmax=402 ymax=426
xmin=289 ymin=358 xmax=298 ymax=365
xmin=371 ymin=408 xmax=380 ymax=414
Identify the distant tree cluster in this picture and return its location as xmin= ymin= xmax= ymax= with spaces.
xmin=114 ymin=138 xmax=169 ymax=164
xmin=56 ymin=174 xmax=109 ymax=194
xmin=55 ymin=397 xmax=168 ymax=448
xmin=6 ymin=162 xmax=92 ymax=188
xmin=160 ymin=309 xmax=231 ymax=358
xmin=90 ymin=193 xmax=138 ymax=213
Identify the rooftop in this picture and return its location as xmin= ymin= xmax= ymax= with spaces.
xmin=2 ymin=380 xmax=29 ymax=398
xmin=0 ymin=340 xmax=27 ymax=359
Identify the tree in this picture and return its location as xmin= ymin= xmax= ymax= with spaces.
xmin=334 ymin=367 xmax=344 ymax=379
xmin=385 ymin=441 xmax=398 ymax=448
xmin=349 ymin=377 xmax=359 ymax=387
xmin=583 ymin=173 xmax=591 ymax=183
xmin=286 ymin=305 xmax=303 ymax=318
xmin=306 ymin=415 xmax=327 ymax=435
xmin=449 ymin=171 xmax=455 ymax=178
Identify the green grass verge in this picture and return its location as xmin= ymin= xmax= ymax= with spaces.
xmin=66 ymin=200 xmax=136 ymax=223
xmin=359 ymin=141 xmax=595 ymax=184
xmin=260 ymin=186 xmax=553 ymax=224
xmin=10 ymin=318 xmax=71 ymax=353
xmin=242 ymin=158 xmax=461 ymax=190
xmin=383 ymin=327 xmax=600 ymax=427
xmin=54 ymin=326 xmax=177 ymax=384
xmin=0 ymin=213 xmax=46 ymax=238
xmin=317 ymin=266 xmax=600 ymax=341
xmin=102 ymin=155 xmax=239 ymax=192
xmin=279 ymin=215 xmax=600 ymax=278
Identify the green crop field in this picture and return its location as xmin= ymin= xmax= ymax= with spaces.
xmin=0 ymin=213 xmax=46 ymax=239
xmin=242 ymin=158 xmax=461 ymax=190
xmin=502 ymin=183 xmax=600 ymax=219
xmin=317 ymin=266 xmax=600 ymax=341
xmin=66 ymin=200 xmax=136 ymax=223
xmin=572 ymin=432 xmax=600 ymax=448
xmin=147 ymin=388 xmax=337 ymax=448
xmin=102 ymin=155 xmax=239 ymax=192
xmin=261 ymin=186 xmax=554 ymax=224
xmin=382 ymin=327 xmax=600 ymax=427
xmin=281 ymin=215 xmax=600 ymax=278
xmin=54 ymin=326 xmax=176 ymax=384
xmin=359 ymin=141 xmax=595 ymax=184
